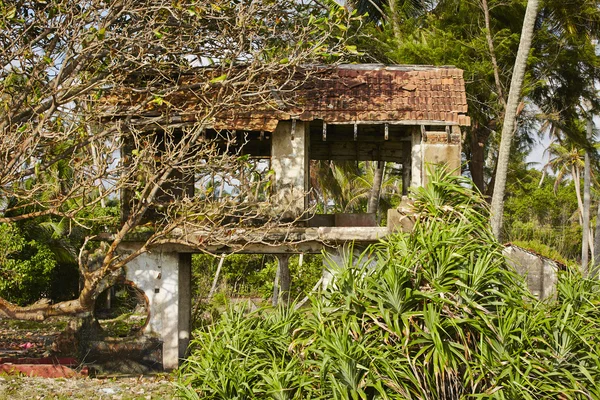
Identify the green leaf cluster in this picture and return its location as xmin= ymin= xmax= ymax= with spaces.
xmin=0 ymin=223 xmax=57 ymax=305
xmin=178 ymin=169 xmax=600 ymax=399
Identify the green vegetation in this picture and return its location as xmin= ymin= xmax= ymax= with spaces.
xmin=192 ymin=254 xmax=322 ymax=300
xmin=177 ymin=170 xmax=600 ymax=399
xmin=503 ymin=165 xmax=582 ymax=261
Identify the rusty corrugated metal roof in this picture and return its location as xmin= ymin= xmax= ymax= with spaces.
xmin=102 ymin=64 xmax=469 ymax=131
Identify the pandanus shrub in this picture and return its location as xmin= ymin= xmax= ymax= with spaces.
xmin=178 ymin=168 xmax=600 ymax=399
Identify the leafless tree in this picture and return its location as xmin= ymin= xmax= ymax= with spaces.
xmin=0 ymin=0 xmax=357 ymax=319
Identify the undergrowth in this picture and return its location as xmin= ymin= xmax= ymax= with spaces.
xmin=177 ymin=169 xmax=600 ymax=399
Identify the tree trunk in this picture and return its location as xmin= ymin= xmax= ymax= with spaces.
xmin=583 ymin=151 xmax=591 ymax=270
xmin=573 ymin=165 xmax=584 ymax=224
xmin=481 ymin=0 xmax=507 ymax=110
xmin=368 ymin=162 xmax=385 ymax=215
xmin=0 ymin=298 xmax=87 ymax=321
xmin=583 ymin=116 xmax=594 ymax=272
xmin=272 ymin=255 xmax=291 ymax=306
xmin=388 ymin=0 xmax=402 ymax=44
xmin=469 ymin=124 xmax=490 ymax=193
xmin=490 ymin=0 xmax=540 ymax=239
xmin=208 ymin=256 xmax=225 ymax=300
xmin=271 ymin=262 xmax=280 ymax=307
xmin=593 ymin=201 xmax=600 ymax=277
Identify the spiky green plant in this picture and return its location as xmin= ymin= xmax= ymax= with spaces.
xmin=178 ymin=167 xmax=600 ymax=399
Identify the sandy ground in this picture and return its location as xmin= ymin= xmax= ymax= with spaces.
xmin=0 ymin=374 xmax=178 ymax=400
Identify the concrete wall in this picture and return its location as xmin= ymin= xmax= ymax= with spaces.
xmin=413 ymin=126 xmax=463 ymax=186
xmin=124 ymin=249 xmax=191 ymax=370
xmin=503 ymin=244 xmax=558 ymax=300
xmin=271 ymin=120 xmax=309 ymax=218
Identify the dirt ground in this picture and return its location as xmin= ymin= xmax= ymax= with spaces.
xmin=0 ymin=318 xmax=181 ymax=399
xmin=0 ymin=374 xmax=177 ymax=400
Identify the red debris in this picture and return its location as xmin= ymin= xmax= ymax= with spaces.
xmin=0 ymin=363 xmax=88 ymax=378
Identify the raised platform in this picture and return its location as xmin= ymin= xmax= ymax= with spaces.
xmin=119 ymin=226 xmax=391 ymax=254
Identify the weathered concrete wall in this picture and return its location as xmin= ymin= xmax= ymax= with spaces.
xmin=124 ymin=249 xmax=190 ymax=370
xmin=271 ymin=120 xmax=309 ymax=218
xmin=412 ymin=126 xmax=462 ymax=186
xmin=422 ymin=144 xmax=461 ymax=172
xmin=503 ymin=244 xmax=558 ymax=300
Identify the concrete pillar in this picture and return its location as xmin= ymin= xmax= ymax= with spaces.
xmin=421 ymin=126 xmax=462 ymax=185
xmin=410 ymin=127 xmax=423 ymax=188
xmin=271 ymin=120 xmax=309 ymax=219
xmin=124 ymin=249 xmax=190 ymax=370
xmin=178 ymin=253 xmax=191 ymax=360
xmin=402 ymin=146 xmax=411 ymax=196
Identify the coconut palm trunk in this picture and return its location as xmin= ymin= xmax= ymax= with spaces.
xmin=490 ymin=0 xmax=540 ymax=239
xmin=594 ymin=199 xmax=600 ymax=277
xmin=583 ymin=150 xmax=591 ymax=269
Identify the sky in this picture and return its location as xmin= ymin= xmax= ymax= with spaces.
xmin=525 ymin=115 xmax=600 ymax=170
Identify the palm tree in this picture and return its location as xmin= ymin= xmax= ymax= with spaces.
xmin=541 ymin=143 xmax=586 ymax=221
xmin=541 ymin=141 xmax=597 ymax=264
xmin=346 ymin=0 xmax=433 ymax=42
xmin=490 ymin=0 xmax=541 ymax=239
xmin=310 ymin=160 xmax=402 ymax=221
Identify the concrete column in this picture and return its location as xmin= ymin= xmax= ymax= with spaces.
xmin=421 ymin=126 xmax=462 ymax=185
xmin=271 ymin=120 xmax=309 ymax=219
xmin=402 ymin=146 xmax=411 ymax=196
xmin=124 ymin=248 xmax=187 ymax=371
xmin=410 ymin=127 xmax=423 ymax=187
xmin=178 ymin=253 xmax=191 ymax=360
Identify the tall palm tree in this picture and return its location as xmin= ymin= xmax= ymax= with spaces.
xmin=490 ymin=0 xmax=541 ymax=239
xmin=541 ymin=141 xmax=597 ymax=262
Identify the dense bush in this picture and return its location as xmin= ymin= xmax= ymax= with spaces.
xmin=178 ymin=170 xmax=600 ymax=399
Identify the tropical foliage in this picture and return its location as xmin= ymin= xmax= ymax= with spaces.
xmin=504 ymin=164 xmax=581 ymax=260
xmin=191 ymin=253 xmax=322 ymax=300
xmin=178 ymin=170 xmax=600 ymax=399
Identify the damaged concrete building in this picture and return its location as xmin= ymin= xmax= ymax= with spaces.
xmin=104 ymin=64 xmax=470 ymax=369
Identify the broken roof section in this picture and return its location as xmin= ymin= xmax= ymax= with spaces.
xmin=102 ymin=64 xmax=470 ymax=132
